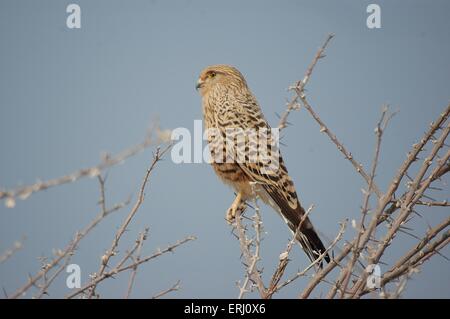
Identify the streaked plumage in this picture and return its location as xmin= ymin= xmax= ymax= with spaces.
xmin=196 ymin=64 xmax=329 ymax=264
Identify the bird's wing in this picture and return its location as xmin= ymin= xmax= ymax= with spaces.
xmin=224 ymin=92 xmax=298 ymax=208
xmin=224 ymin=93 xmax=329 ymax=263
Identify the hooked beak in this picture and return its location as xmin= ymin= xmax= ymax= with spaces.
xmin=196 ymin=79 xmax=204 ymax=91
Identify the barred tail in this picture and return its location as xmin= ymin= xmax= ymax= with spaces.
xmin=281 ymin=204 xmax=330 ymax=267
xmin=262 ymin=185 xmax=330 ymax=267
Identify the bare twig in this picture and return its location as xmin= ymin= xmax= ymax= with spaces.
xmin=0 ymin=237 xmax=25 ymax=264
xmin=278 ymin=96 xmax=301 ymax=130
xmin=238 ymin=209 xmax=262 ymax=299
xmin=97 ymin=175 xmax=107 ymax=216
xmin=289 ymin=34 xmax=382 ymax=198
xmin=152 ymin=280 xmax=181 ymax=299
xmin=274 ymin=35 xmax=450 ymax=299
xmin=378 ymin=104 xmax=450 ymax=225
xmin=87 ymin=144 xmax=172 ymax=298
xmin=416 ymin=200 xmax=449 ymax=207
xmin=66 ymin=236 xmax=196 ymax=298
xmin=294 ymin=97 xmax=383 ymax=198
xmin=9 ymin=198 xmax=130 ymax=299
xmin=234 ymin=194 xmax=267 ymax=299
xmin=34 ymin=176 xmax=127 ymax=298
xmin=349 ymin=131 xmax=450 ymax=298
xmin=234 ymin=35 xmax=450 ymax=300
xmin=125 ymin=228 xmax=149 ymax=299
xmin=298 ymin=105 xmax=448 ymax=299
xmin=338 ymin=107 xmax=392 ymax=298
xmin=0 ymin=126 xmax=168 ymax=205
xmin=360 ymin=230 xmax=449 ymax=298
xmin=269 ymin=220 xmax=347 ymax=297
xmin=277 ymin=34 xmax=334 ymax=130
xmin=266 ymin=205 xmax=314 ymax=298
xmin=385 ymin=217 xmax=449 ymax=282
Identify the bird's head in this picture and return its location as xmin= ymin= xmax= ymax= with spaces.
xmin=196 ymin=65 xmax=248 ymax=96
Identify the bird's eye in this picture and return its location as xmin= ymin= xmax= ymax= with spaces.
xmin=209 ymin=72 xmax=216 ymax=78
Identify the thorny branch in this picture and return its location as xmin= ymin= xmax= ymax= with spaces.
xmin=0 ymin=237 xmax=25 ymax=264
xmin=234 ymin=194 xmax=267 ymax=299
xmin=266 ymin=205 xmax=314 ymax=296
xmin=66 ymin=236 xmax=196 ymax=298
xmin=4 ymin=129 xmax=196 ymax=298
xmin=9 ymin=196 xmax=130 ymax=299
xmin=152 ymin=280 xmax=181 ymax=299
xmin=337 ymin=108 xmax=394 ymax=298
xmin=3 ymin=33 xmax=448 ymax=299
xmin=276 ymin=220 xmax=347 ymax=297
xmin=125 ymin=228 xmax=149 ymax=299
xmin=296 ymin=37 xmax=449 ymax=299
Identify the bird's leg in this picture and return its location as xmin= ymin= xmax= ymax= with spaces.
xmin=226 ymin=192 xmax=243 ymax=223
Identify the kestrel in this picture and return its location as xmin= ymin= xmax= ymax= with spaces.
xmin=196 ymin=65 xmax=330 ymax=264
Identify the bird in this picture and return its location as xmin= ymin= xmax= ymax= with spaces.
xmin=196 ymin=64 xmax=330 ymax=265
